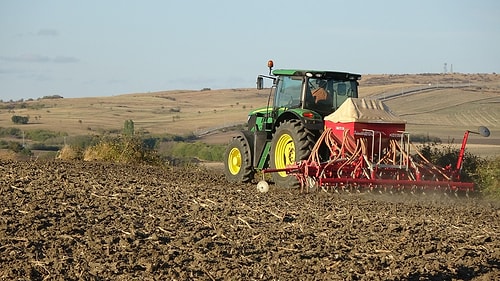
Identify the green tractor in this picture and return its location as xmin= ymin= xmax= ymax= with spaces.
xmin=224 ymin=60 xmax=361 ymax=187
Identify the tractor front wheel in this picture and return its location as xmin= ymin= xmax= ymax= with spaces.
xmin=270 ymin=119 xmax=315 ymax=188
xmin=223 ymin=135 xmax=254 ymax=183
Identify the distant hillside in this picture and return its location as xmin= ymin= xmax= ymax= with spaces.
xmin=1 ymin=73 xmax=499 ymax=156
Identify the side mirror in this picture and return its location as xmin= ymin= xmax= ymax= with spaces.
xmin=257 ymin=76 xmax=264 ymax=90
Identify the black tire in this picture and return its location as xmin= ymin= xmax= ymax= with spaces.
xmin=223 ymin=135 xmax=254 ymax=183
xmin=270 ymin=119 xmax=315 ymax=188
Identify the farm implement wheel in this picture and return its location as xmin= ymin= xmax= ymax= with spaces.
xmin=270 ymin=119 xmax=315 ymax=188
xmin=223 ymin=135 xmax=254 ymax=183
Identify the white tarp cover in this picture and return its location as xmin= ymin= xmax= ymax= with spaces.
xmin=324 ymin=98 xmax=406 ymax=124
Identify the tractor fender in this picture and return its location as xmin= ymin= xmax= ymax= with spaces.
xmin=233 ymin=131 xmax=254 ymax=155
xmin=233 ymin=130 xmax=269 ymax=168
xmin=274 ymin=111 xmax=301 ymax=130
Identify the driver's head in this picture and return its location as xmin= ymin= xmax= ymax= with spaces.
xmin=317 ymin=79 xmax=327 ymax=88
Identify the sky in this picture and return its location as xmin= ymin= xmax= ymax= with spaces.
xmin=1 ymin=0 xmax=499 ymax=101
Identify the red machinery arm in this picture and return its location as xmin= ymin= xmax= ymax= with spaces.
xmin=455 ymin=130 xmax=470 ymax=177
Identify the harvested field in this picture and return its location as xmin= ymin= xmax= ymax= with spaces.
xmin=1 ymin=160 xmax=499 ymax=280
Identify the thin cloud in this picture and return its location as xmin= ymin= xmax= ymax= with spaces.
xmin=0 ymin=54 xmax=50 ymax=63
xmin=53 ymin=56 xmax=79 ymax=63
xmin=0 ymin=54 xmax=79 ymax=63
xmin=107 ymin=79 xmax=127 ymax=84
xmin=0 ymin=67 xmax=25 ymax=75
xmin=37 ymin=29 xmax=59 ymax=36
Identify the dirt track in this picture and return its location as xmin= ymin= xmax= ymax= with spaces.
xmin=1 ymin=160 xmax=499 ymax=280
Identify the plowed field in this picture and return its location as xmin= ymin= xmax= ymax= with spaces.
xmin=1 ymin=160 xmax=499 ymax=280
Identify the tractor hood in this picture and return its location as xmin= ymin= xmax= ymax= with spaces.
xmin=248 ymin=106 xmax=270 ymax=117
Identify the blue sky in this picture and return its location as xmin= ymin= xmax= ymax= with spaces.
xmin=1 ymin=0 xmax=499 ymax=101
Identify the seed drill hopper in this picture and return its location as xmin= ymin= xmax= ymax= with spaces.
xmin=259 ymin=98 xmax=490 ymax=194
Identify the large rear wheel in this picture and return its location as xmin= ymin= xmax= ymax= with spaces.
xmin=270 ymin=119 xmax=315 ymax=188
xmin=224 ymin=135 xmax=254 ymax=183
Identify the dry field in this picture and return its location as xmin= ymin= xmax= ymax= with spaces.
xmin=1 ymin=73 xmax=499 ymax=156
xmin=1 ymin=89 xmax=268 ymax=138
xmin=1 ymin=160 xmax=499 ymax=280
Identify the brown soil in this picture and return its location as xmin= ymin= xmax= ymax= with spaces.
xmin=1 ymin=160 xmax=499 ymax=280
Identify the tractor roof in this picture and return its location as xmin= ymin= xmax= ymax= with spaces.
xmin=272 ymin=69 xmax=361 ymax=80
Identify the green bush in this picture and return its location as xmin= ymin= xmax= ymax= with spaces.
xmin=83 ymin=136 xmax=162 ymax=164
xmin=415 ymin=142 xmax=500 ymax=200
xmin=0 ymin=127 xmax=22 ymax=138
xmin=29 ymin=143 xmax=60 ymax=151
xmin=11 ymin=115 xmax=29 ymax=124
xmin=41 ymin=95 xmax=63 ymax=99
xmin=64 ymin=135 xmax=100 ymax=149
xmin=123 ymin=119 xmax=134 ymax=136
xmin=477 ymin=156 xmax=500 ymax=199
xmin=153 ymin=133 xmax=197 ymax=142
xmin=169 ymin=141 xmax=224 ymax=161
xmin=410 ymin=134 xmax=441 ymax=143
xmin=416 ymin=143 xmax=483 ymax=182
xmin=4 ymin=141 xmax=31 ymax=155
xmin=0 ymin=127 xmax=67 ymax=142
xmin=25 ymin=129 xmax=67 ymax=142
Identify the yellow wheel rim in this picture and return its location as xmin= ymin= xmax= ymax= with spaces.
xmin=228 ymin=147 xmax=242 ymax=175
xmin=275 ymin=133 xmax=295 ymax=177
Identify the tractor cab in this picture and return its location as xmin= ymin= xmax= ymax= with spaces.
xmin=271 ymin=70 xmax=361 ymax=117
xmin=255 ymin=63 xmax=361 ymax=133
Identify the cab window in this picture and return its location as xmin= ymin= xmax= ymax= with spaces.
xmin=274 ymin=76 xmax=302 ymax=108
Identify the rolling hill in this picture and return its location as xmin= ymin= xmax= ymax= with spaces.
xmin=1 ymin=73 xmax=499 ymax=156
